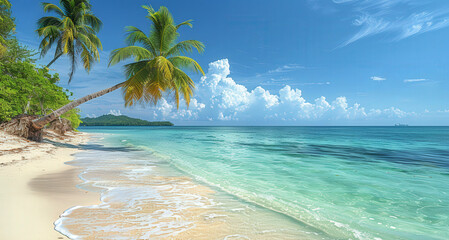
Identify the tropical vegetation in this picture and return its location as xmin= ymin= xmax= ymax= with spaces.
xmin=0 ymin=0 xmax=13 ymax=57
xmin=108 ymin=5 xmax=204 ymax=108
xmin=0 ymin=58 xmax=82 ymax=128
xmin=29 ymin=4 xmax=205 ymax=141
xmin=37 ymin=0 xmax=103 ymax=83
xmin=80 ymin=114 xmax=173 ymax=126
xmin=0 ymin=0 xmax=81 ymax=129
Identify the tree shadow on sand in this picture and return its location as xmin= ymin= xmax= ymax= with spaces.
xmin=44 ymin=139 xmax=137 ymax=152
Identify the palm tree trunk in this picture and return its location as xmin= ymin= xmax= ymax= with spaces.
xmin=46 ymin=53 xmax=64 ymax=68
xmin=32 ymin=82 xmax=125 ymax=130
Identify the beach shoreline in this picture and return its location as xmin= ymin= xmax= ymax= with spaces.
xmin=0 ymin=130 xmax=100 ymax=240
xmin=57 ymin=128 xmax=321 ymax=240
xmin=2 ymin=127 xmax=447 ymax=239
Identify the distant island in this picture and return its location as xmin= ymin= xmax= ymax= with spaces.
xmin=80 ymin=115 xmax=174 ymax=126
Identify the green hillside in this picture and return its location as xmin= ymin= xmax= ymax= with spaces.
xmin=80 ymin=115 xmax=174 ymax=126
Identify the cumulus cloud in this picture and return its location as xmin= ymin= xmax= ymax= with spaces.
xmin=149 ymin=59 xmax=410 ymax=123
xmin=371 ymin=76 xmax=386 ymax=81
xmin=108 ymin=109 xmax=122 ymax=116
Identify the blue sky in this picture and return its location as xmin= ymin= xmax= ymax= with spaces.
xmin=10 ymin=0 xmax=449 ymax=125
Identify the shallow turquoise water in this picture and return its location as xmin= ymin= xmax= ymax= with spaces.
xmin=79 ymin=126 xmax=449 ymax=239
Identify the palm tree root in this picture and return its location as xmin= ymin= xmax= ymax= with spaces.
xmin=47 ymin=118 xmax=73 ymax=135
xmin=0 ymin=115 xmax=43 ymax=142
xmin=0 ymin=115 xmax=73 ymax=142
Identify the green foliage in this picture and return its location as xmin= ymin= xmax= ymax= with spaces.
xmin=80 ymin=114 xmax=173 ymax=126
xmin=37 ymin=0 xmax=103 ymax=83
xmin=109 ymin=6 xmax=205 ymax=109
xmin=0 ymin=0 xmax=82 ymax=129
xmin=63 ymin=108 xmax=82 ymax=129
xmin=0 ymin=57 xmax=81 ymax=128
xmin=2 ymin=39 xmax=38 ymax=63
xmin=0 ymin=0 xmax=14 ymax=57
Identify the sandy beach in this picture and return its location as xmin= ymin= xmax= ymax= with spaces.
xmin=0 ymin=129 xmax=312 ymax=239
xmin=0 ymin=130 xmax=100 ymax=240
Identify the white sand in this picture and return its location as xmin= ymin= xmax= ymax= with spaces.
xmin=0 ymin=130 xmax=100 ymax=240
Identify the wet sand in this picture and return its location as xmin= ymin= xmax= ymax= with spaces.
xmin=0 ymin=130 xmax=320 ymax=239
xmin=53 ymin=136 xmax=319 ymax=240
xmin=0 ymin=130 xmax=100 ymax=240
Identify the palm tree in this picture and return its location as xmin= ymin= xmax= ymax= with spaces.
xmin=36 ymin=0 xmax=102 ymax=83
xmin=108 ymin=5 xmax=204 ymax=108
xmin=28 ymin=5 xmax=204 ymax=141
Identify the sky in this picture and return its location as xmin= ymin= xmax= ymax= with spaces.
xmin=10 ymin=0 xmax=449 ymax=125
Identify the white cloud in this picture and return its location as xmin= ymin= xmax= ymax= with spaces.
xmin=301 ymin=82 xmax=331 ymax=85
xmin=371 ymin=76 xmax=386 ymax=81
xmin=252 ymin=64 xmax=305 ymax=84
xmin=328 ymin=0 xmax=449 ymax=46
xmin=404 ymin=78 xmax=428 ymax=83
xmin=150 ymin=59 xmax=410 ymax=123
xmin=86 ymin=114 xmax=97 ymax=118
xmin=108 ymin=109 xmax=122 ymax=116
xmin=344 ymin=15 xmax=390 ymax=46
xmin=267 ymin=64 xmax=304 ymax=74
xmin=332 ymin=0 xmax=355 ymax=3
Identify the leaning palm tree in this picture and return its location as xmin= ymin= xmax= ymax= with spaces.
xmin=23 ymin=5 xmax=204 ymax=141
xmin=36 ymin=0 xmax=102 ymax=83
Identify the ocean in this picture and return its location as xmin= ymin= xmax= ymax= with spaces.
xmin=56 ymin=126 xmax=449 ymax=239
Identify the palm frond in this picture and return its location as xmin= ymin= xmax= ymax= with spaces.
xmin=37 ymin=25 xmax=60 ymax=57
xmin=122 ymin=61 xmax=152 ymax=106
xmin=41 ymin=2 xmax=64 ymax=17
xmin=151 ymin=56 xmax=174 ymax=80
xmin=168 ymin=56 xmax=205 ymax=75
xmin=77 ymin=33 xmax=100 ymax=61
xmin=144 ymin=5 xmax=178 ymax=54
xmin=76 ymin=41 xmax=94 ymax=72
xmin=61 ymin=28 xmax=74 ymax=54
xmin=54 ymin=37 xmax=66 ymax=58
xmin=68 ymin=50 xmax=76 ymax=83
xmin=110 ymin=5 xmax=205 ymax=108
xmin=165 ymin=40 xmax=204 ymax=57
xmin=176 ymin=20 xmax=193 ymax=29
xmin=76 ymin=24 xmax=96 ymax=35
xmin=0 ymin=0 xmax=11 ymax=8
xmin=142 ymin=81 xmax=164 ymax=106
xmin=60 ymin=0 xmax=73 ymax=16
xmin=62 ymin=17 xmax=76 ymax=31
xmin=36 ymin=0 xmax=102 ymax=83
xmin=109 ymin=46 xmax=152 ymax=66
xmin=37 ymin=16 xmax=63 ymax=28
xmin=171 ymin=67 xmax=195 ymax=108
xmin=124 ymin=26 xmax=157 ymax=56
xmin=36 ymin=25 xmax=60 ymax=38
xmin=86 ymin=33 xmax=102 ymax=51
xmin=83 ymin=13 xmax=103 ymax=32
